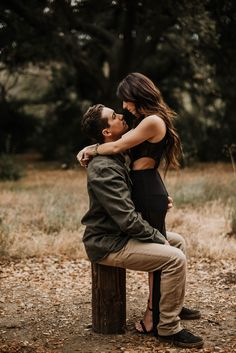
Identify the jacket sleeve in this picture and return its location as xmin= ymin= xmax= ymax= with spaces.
xmin=89 ymin=162 xmax=166 ymax=244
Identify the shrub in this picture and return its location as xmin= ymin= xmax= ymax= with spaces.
xmin=229 ymin=198 xmax=236 ymax=237
xmin=0 ymin=154 xmax=24 ymax=181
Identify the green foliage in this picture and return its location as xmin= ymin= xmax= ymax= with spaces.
xmin=0 ymin=100 xmax=40 ymax=154
xmin=0 ymin=154 xmax=24 ymax=181
xmin=34 ymin=65 xmax=89 ymax=160
xmin=0 ymin=0 xmax=235 ymax=162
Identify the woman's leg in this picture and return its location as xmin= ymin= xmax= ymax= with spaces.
xmin=149 ymin=272 xmax=153 ymax=306
xmin=135 ymin=272 xmax=153 ymax=332
xmin=136 ymin=232 xmax=186 ymax=333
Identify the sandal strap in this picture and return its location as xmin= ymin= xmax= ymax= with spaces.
xmin=139 ymin=320 xmax=148 ymax=333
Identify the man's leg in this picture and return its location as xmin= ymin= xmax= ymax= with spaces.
xmin=167 ymin=231 xmax=201 ymax=321
xmin=98 ymin=239 xmax=204 ymax=348
xmin=98 ymin=239 xmax=186 ymax=336
xmin=148 ymin=229 xmax=186 ymax=305
xmin=166 ymin=231 xmax=186 ymax=253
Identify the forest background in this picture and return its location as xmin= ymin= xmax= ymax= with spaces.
xmin=0 ymin=0 xmax=235 ymax=164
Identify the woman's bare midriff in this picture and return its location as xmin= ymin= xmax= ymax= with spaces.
xmin=132 ymin=157 xmax=156 ymax=170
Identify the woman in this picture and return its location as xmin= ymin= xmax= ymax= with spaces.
xmin=79 ymin=72 xmax=182 ymax=334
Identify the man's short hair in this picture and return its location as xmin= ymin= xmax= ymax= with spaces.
xmin=81 ymin=104 xmax=109 ymax=143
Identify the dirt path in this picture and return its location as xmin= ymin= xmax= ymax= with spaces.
xmin=0 ymin=256 xmax=235 ymax=353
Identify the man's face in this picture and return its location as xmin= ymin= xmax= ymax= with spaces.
xmin=101 ymin=107 xmax=128 ymax=140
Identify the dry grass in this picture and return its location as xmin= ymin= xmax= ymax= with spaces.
xmin=0 ymin=162 xmax=235 ymax=260
xmin=0 ymin=167 xmax=88 ymax=258
xmin=165 ymin=163 xmax=236 ymax=260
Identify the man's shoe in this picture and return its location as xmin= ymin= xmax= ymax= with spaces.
xmin=179 ymin=306 xmax=201 ymax=320
xmin=159 ymin=329 xmax=204 ymax=348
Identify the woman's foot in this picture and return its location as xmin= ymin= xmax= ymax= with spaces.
xmin=135 ymin=302 xmax=153 ymax=333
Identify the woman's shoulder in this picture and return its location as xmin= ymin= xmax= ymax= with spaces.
xmin=141 ymin=115 xmax=166 ymax=140
xmin=146 ymin=114 xmax=163 ymax=121
xmin=140 ymin=114 xmax=166 ymax=128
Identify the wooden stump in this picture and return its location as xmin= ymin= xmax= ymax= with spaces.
xmin=91 ymin=263 xmax=126 ymax=334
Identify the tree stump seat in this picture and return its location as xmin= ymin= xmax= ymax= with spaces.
xmin=91 ymin=263 xmax=126 ymax=334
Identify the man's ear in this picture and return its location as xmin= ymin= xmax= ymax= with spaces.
xmin=102 ymin=128 xmax=111 ymax=137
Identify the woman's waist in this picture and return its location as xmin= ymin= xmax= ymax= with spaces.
xmin=130 ymin=168 xmax=160 ymax=176
xmin=130 ymin=170 xmax=168 ymax=195
xmin=131 ymin=157 xmax=159 ymax=170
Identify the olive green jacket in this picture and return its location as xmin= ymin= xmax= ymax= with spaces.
xmin=81 ymin=154 xmax=166 ymax=262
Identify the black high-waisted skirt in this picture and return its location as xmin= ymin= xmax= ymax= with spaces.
xmin=130 ymin=169 xmax=168 ymax=236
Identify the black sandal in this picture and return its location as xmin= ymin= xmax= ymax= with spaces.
xmin=136 ymin=301 xmax=153 ymax=334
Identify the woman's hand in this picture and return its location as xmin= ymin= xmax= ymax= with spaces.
xmin=77 ymin=148 xmax=90 ymax=168
xmin=76 ymin=144 xmax=97 ymax=168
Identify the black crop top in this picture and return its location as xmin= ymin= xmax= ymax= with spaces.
xmin=122 ymin=109 xmax=167 ymax=168
xmin=130 ymin=134 xmax=167 ymax=168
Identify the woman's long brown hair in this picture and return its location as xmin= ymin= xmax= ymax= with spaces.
xmin=117 ymin=72 xmax=182 ymax=174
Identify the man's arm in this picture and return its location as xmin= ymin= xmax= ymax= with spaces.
xmin=89 ymin=162 xmax=166 ymax=244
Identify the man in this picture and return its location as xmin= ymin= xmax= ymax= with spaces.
xmin=80 ymin=104 xmax=203 ymax=348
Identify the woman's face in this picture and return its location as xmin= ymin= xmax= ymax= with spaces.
xmin=122 ymin=101 xmax=138 ymax=117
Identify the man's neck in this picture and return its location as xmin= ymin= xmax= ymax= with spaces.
xmin=103 ymin=136 xmax=121 ymax=143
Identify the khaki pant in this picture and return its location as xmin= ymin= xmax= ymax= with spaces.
xmin=98 ymin=231 xmax=186 ymax=336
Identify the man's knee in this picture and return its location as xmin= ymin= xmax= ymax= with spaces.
xmin=172 ymin=248 xmax=186 ymax=270
xmin=167 ymin=231 xmax=186 ymax=254
xmin=160 ymin=247 xmax=186 ymax=278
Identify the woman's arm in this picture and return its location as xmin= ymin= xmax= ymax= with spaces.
xmin=76 ymin=143 xmax=96 ymax=167
xmin=87 ymin=115 xmax=166 ymax=158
